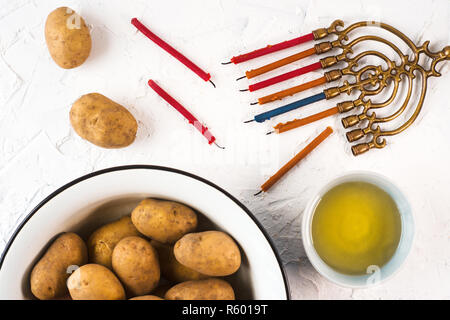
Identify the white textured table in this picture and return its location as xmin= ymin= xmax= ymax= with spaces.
xmin=1 ymin=0 xmax=449 ymax=299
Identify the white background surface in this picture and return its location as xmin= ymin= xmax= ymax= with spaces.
xmin=0 ymin=0 xmax=449 ymax=299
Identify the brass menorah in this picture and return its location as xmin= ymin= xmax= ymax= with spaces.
xmin=236 ymin=20 xmax=450 ymax=156
xmin=312 ymin=20 xmax=450 ymax=155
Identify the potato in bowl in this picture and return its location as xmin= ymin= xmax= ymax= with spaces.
xmin=0 ymin=166 xmax=289 ymax=300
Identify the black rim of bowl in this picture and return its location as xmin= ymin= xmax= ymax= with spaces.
xmin=0 ymin=165 xmax=291 ymax=300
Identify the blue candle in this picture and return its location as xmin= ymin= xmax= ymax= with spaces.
xmin=250 ymin=92 xmax=326 ymax=123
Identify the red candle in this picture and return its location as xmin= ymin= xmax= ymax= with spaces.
xmin=148 ymin=80 xmax=219 ymax=146
xmin=247 ymin=61 xmax=322 ymax=92
xmin=132 ymin=18 xmax=213 ymax=85
xmin=230 ymin=33 xmax=315 ymax=64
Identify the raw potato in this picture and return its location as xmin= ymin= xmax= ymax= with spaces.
xmin=70 ymin=93 xmax=138 ymax=149
xmin=174 ymin=231 xmax=241 ymax=276
xmin=67 ymin=264 xmax=125 ymax=300
xmin=87 ymin=216 xmax=140 ymax=269
xmin=165 ymin=279 xmax=235 ymax=300
xmin=112 ymin=236 xmax=160 ymax=296
xmin=151 ymin=240 xmax=207 ymax=282
xmin=30 ymin=233 xmax=87 ymax=300
xmin=131 ymin=199 xmax=197 ymax=243
xmin=45 ymin=7 xmax=91 ymax=69
xmin=129 ymin=295 xmax=164 ymax=300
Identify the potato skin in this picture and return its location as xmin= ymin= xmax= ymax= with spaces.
xmin=67 ymin=264 xmax=125 ymax=300
xmin=112 ymin=236 xmax=160 ymax=296
xmin=131 ymin=199 xmax=197 ymax=244
xmin=45 ymin=7 xmax=91 ymax=69
xmin=165 ymin=279 xmax=235 ymax=300
xmin=70 ymin=93 xmax=138 ymax=149
xmin=151 ymin=240 xmax=207 ymax=283
xmin=30 ymin=232 xmax=87 ymax=300
xmin=87 ymin=216 xmax=140 ymax=269
xmin=129 ymin=295 xmax=163 ymax=300
xmin=174 ymin=231 xmax=241 ymax=276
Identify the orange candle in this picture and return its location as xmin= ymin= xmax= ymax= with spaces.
xmin=273 ymin=107 xmax=338 ymax=133
xmin=258 ymin=127 xmax=333 ymax=193
xmin=258 ymin=76 xmax=327 ymax=105
xmin=245 ymin=47 xmax=316 ymax=79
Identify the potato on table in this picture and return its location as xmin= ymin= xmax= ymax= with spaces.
xmin=165 ymin=279 xmax=235 ymax=300
xmin=174 ymin=231 xmax=241 ymax=276
xmin=67 ymin=264 xmax=125 ymax=300
xmin=30 ymin=232 xmax=87 ymax=300
xmin=87 ymin=216 xmax=140 ymax=269
xmin=131 ymin=199 xmax=197 ymax=244
xmin=112 ymin=236 xmax=160 ymax=296
xmin=70 ymin=93 xmax=138 ymax=149
xmin=45 ymin=7 xmax=91 ymax=69
xmin=151 ymin=240 xmax=207 ymax=283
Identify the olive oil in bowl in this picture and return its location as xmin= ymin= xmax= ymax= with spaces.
xmin=311 ymin=181 xmax=402 ymax=275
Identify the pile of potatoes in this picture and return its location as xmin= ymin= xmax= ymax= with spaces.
xmin=30 ymin=199 xmax=241 ymax=300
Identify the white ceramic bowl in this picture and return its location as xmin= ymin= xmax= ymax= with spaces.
xmin=302 ymin=171 xmax=414 ymax=288
xmin=0 ymin=165 xmax=289 ymax=300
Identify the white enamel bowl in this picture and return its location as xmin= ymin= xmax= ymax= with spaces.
xmin=0 ymin=165 xmax=289 ymax=300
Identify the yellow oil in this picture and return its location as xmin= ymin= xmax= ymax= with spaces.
xmin=311 ymin=181 xmax=402 ymax=275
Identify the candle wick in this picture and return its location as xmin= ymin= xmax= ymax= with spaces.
xmin=236 ymin=75 xmax=246 ymax=81
xmin=239 ymin=88 xmax=249 ymax=92
xmin=214 ymin=142 xmax=225 ymax=149
xmin=221 ymin=61 xmax=232 ymax=65
xmin=250 ymin=102 xmax=258 ymax=106
xmin=254 ymin=190 xmax=263 ymax=196
xmin=243 ymin=119 xmax=255 ymax=123
xmin=209 ymin=80 xmax=216 ymax=88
